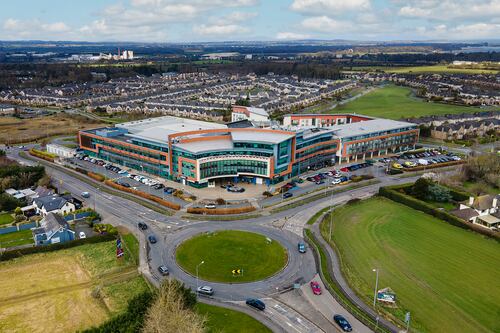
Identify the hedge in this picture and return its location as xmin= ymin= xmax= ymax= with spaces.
xmin=29 ymin=148 xmax=55 ymax=162
xmin=0 ymin=233 xmax=116 ymax=261
xmin=87 ymin=171 xmax=106 ymax=182
xmin=186 ymin=205 xmax=256 ymax=215
xmin=379 ymin=186 xmax=499 ymax=240
xmin=104 ymin=180 xmax=180 ymax=211
xmin=402 ymin=160 xmax=465 ymax=172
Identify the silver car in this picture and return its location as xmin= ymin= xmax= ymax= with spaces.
xmin=197 ymin=285 xmax=214 ymax=296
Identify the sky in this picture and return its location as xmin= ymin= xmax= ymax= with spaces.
xmin=1 ymin=0 xmax=499 ymax=42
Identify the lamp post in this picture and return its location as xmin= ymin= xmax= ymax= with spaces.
xmin=373 ymin=268 xmax=379 ymax=308
xmin=196 ymin=260 xmax=205 ymax=299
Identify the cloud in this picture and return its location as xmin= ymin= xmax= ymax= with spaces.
xmin=301 ymin=16 xmax=352 ymax=33
xmin=398 ymin=0 xmax=500 ymax=20
xmin=275 ymin=32 xmax=312 ymax=40
xmin=193 ymin=24 xmax=249 ymax=36
xmin=417 ymin=22 xmax=500 ymax=39
xmin=2 ymin=18 xmax=72 ymax=39
xmin=291 ymin=0 xmax=371 ymax=15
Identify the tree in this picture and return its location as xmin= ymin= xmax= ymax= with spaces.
xmin=427 ymin=184 xmax=452 ymax=202
xmin=14 ymin=207 xmax=23 ymax=216
xmin=142 ymin=280 xmax=205 ymax=333
xmin=411 ymin=178 xmax=431 ymax=200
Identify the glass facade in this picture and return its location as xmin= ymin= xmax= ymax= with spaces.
xmin=199 ymin=159 xmax=268 ymax=179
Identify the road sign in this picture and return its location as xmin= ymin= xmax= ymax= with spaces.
xmin=232 ymin=269 xmax=243 ymax=275
xmin=405 ymin=312 xmax=411 ymax=323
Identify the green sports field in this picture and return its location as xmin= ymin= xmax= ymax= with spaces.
xmin=348 ymin=65 xmax=499 ymax=74
xmin=321 ymin=197 xmax=500 ymax=333
xmin=332 ymin=85 xmax=497 ymax=119
xmin=176 ymin=230 xmax=288 ymax=283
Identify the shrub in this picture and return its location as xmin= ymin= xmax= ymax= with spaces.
xmin=29 ymin=148 xmax=55 ymax=162
xmin=215 ymin=198 xmax=226 ymax=205
xmin=262 ymin=191 xmax=273 ymax=197
xmin=187 ymin=206 xmax=256 ymax=215
xmin=93 ymin=223 xmax=118 ymax=235
xmin=87 ymin=172 xmax=105 ymax=182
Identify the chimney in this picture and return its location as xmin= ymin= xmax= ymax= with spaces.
xmin=468 ymin=196 xmax=474 ymax=206
xmin=493 ymin=197 xmax=498 ymax=209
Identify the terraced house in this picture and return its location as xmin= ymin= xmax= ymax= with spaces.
xmin=78 ymin=114 xmax=418 ymax=188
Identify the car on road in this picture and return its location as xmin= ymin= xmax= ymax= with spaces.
xmin=164 ymin=187 xmax=174 ymax=194
xmin=204 ymin=204 xmax=216 ymax=209
xmin=333 ymin=314 xmax=352 ymax=332
xmin=79 ymin=231 xmax=86 ymax=239
xmin=197 ymin=285 xmax=214 ymax=296
xmin=331 ymin=178 xmax=341 ymax=185
xmin=148 ymin=235 xmax=157 ymax=244
xmin=158 ymin=265 xmax=169 ymax=276
xmin=246 ymin=298 xmax=265 ymax=311
xmin=81 ymin=192 xmax=90 ymax=198
xmin=310 ymin=281 xmax=322 ymax=295
xmin=283 ymin=192 xmax=293 ymax=199
xmin=138 ymin=222 xmax=148 ymax=230
xmin=298 ymin=242 xmax=306 ymax=253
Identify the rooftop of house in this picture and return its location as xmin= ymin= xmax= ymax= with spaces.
xmin=32 ymin=212 xmax=73 ymax=239
xmin=450 ymin=208 xmax=479 ymax=221
xmin=33 ymin=195 xmax=69 ymax=212
xmin=467 ymin=194 xmax=499 ymax=211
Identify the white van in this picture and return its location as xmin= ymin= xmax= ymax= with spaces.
xmin=418 ymin=159 xmax=428 ymax=166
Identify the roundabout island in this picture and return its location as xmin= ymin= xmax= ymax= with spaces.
xmin=176 ymin=230 xmax=288 ymax=283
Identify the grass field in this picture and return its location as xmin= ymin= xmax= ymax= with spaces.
xmin=0 ymin=229 xmax=34 ymax=247
xmin=0 ymin=212 xmax=14 ymax=226
xmin=176 ymin=230 xmax=288 ymax=283
xmin=332 ymin=85 xmax=490 ymax=119
xmin=0 ymin=113 xmax=104 ymax=144
xmin=196 ymin=303 xmax=272 ymax=333
xmin=321 ymin=197 xmax=500 ymax=333
xmin=0 ymin=240 xmax=149 ymax=333
xmin=348 ymin=65 xmax=499 ymax=74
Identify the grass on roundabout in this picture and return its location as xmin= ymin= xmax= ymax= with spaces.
xmin=176 ymin=230 xmax=288 ymax=283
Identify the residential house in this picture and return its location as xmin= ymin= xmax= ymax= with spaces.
xmin=31 ymin=212 xmax=75 ymax=245
xmin=451 ymin=194 xmax=500 ymax=230
xmin=33 ymin=195 xmax=76 ymax=216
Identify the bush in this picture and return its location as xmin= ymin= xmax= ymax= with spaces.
xmin=402 ymin=160 xmax=465 ymax=172
xmin=262 ymin=191 xmax=273 ymax=197
xmin=29 ymin=148 xmax=55 ymax=162
xmin=215 ymin=198 xmax=226 ymax=205
xmin=0 ymin=193 xmax=25 ymax=212
xmin=87 ymin=172 xmax=105 ymax=182
xmin=93 ymin=223 xmax=118 ymax=235
xmin=104 ymin=180 xmax=180 ymax=210
xmin=187 ymin=206 xmax=256 ymax=215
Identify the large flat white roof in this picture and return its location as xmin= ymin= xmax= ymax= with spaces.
xmin=231 ymin=130 xmax=294 ymax=144
xmin=330 ymin=119 xmax=416 ymax=138
xmin=116 ymin=116 xmax=227 ymax=143
xmin=175 ymin=138 xmax=234 ymax=154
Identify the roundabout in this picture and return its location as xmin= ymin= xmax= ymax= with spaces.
xmin=175 ymin=230 xmax=288 ymax=283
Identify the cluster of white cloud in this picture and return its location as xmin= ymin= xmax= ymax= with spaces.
xmin=1 ymin=0 xmax=499 ymax=41
xmin=277 ymin=0 xmax=500 ymax=40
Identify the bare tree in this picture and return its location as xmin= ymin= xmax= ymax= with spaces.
xmin=142 ymin=280 xmax=206 ymax=333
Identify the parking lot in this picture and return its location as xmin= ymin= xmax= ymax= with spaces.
xmin=380 ymin=149 xmax=462 ymax=170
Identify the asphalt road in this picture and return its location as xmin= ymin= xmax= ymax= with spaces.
xmin=4 ymin=144 xmax=422 ymax=333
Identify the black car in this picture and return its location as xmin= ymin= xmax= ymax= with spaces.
xmin=148 ymin=235 xmax=157 ymax=244
xmin=283 ymin=192 xmax=293 ymax=199
xmin=333 ymin=315 xmax=352 ymax=332
xmin=246 ymin=298 xmax=265 ymax=311
xmin=138 ymin=222 xmax=148 ymax=230
xmin=116 ymin=181 xmax=131 ymax=188
xmin=164 ymin=187 xmax=174 ymax=194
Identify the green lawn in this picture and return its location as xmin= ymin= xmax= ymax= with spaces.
xmin=332 ymin=85 xmax=493 ymax=119
xmin=0 ymin=229 xmax=34 ymax=247
xmin=347 ymin=65 xmax=499 ymax=74
xmin=321 ymin=197 xmax=500 ymax=333
xmin=196 ymin=303 xmax=271 ymax=333
xmin=121 ymin=233 xmax=140 ymax=264
xmin=176 ymin=230 xmax=288 ymax=283
xmin=0 ymin=212 xmax=14 ymax=226
xmin=461 ymin=181 xmax=499 ymax=196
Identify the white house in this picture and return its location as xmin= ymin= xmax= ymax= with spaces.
xmin=452 ymin=194 xmax=500 ymax=231
xmin=46 ymin=144 xmax=76 ymax=158
xmin=231 ymin=105 xmax=270 ymax=123
xmin=33 ymin=195 xmax=76 ymax=216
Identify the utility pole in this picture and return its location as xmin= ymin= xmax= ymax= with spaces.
xmin=372 ymin=268 xmax=379 ymax=308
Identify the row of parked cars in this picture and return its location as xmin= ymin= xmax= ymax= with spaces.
xmin=392 ymin=151 xmax=462 ymax=169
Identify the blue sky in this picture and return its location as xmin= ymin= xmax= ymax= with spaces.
xmin=1 ymin=0 xmax=499 ymax=42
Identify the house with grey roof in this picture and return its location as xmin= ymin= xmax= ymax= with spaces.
xmin=33 ymin=195 xmax=76 ymax=216
xmin=31 ymin=212 xmax=75 ymax=245
xmin=451 ymin=194 xmax=500 ymax=231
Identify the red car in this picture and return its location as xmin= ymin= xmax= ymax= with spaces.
xmin=340 ymin=167 xmax=349 ymax=172
xmin=310 ymin=281 xmax=322 ymax=295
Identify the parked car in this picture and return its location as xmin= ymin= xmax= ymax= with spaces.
xmin=197 ymin=286 xmax=214 ymax=296
xmin=148 ymin=235 xmax=157 ymax=244
xmin=331 ymin=178 xmax=341 ymax=185
xmin=79 ymin=231 xmax=86 ymax=239
xmin=158 ymin=265 xmax=169 ymax=276
xmin=205 ymin=204 xmax=216 ymax=209
xmin=138 ymin=222 xmax=148 ymax=230
xmin=283 ymin=192 xmax=293 ymax=199
xmin=315 ymin=180 xmax=325 ymax=185
xmin=310 ymin=281 xmax=322 ymax=295
xmin=298 ymin=242 xmax=306 ymax=253
xmin=81 ymin=192 xmax=90 ymax=198
xmin=246 ymin=298 xmax=265 ymax=311
xmin=164 ymin=187 xmax=174 ymax=194
xmin=333 ymin=315 xmax=352 ymax=332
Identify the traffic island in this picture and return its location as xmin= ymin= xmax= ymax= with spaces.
xmin=175 ymin=230 xmax=288 ymax=283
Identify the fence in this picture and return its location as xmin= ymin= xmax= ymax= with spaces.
xmin=64 ymin=212 xmax=91 ymax=222
xmin=0 ymin=221 xmax=38 ymax=235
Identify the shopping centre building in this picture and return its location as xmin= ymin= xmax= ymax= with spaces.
xmin=78 ymin=113 xmax=419 ymax=188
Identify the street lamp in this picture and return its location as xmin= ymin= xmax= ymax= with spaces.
xmin=196 ymin=260 xmax=205 ymax=299
xmin=372 ymin=268 xmax=379 ymax=308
